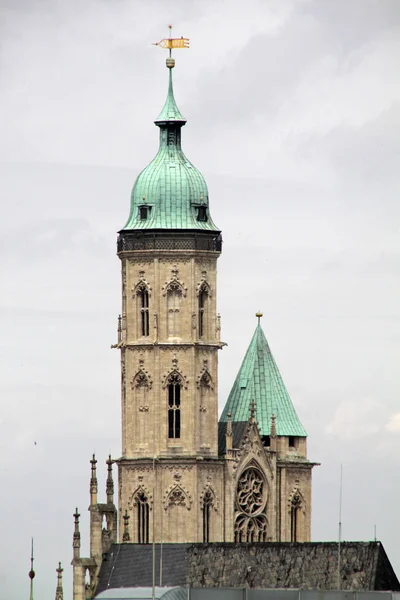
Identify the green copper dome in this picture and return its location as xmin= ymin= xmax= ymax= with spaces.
xmin=220 ymin=319 xmax=307 ymax=437
xmin=122 ymin=64 xmax=219 ymax=232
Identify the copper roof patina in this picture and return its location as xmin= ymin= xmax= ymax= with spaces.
xmin=122 ymin=62 xmax=219 ymax=232
xmin=220 ymin=318 xmax=307 ymax=437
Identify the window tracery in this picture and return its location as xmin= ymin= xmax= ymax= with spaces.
xmin=165 ymin=372 xmax=183 ymax=439
xmin=234 ymin=466 xmax=268 ymax=542
xmin=134 ymin=491 xmax=150 ymax=543
xmin=132 ymin=280 xmax=151 ymax=338
xmin=288 ymin=488 xmax=304 ymax=542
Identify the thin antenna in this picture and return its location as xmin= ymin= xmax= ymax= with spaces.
xmin=29 ymin=537 xmax=35 ymax=600
xmin=337 ymin=464 xmax=343 ymax=590
xmin=374 ymin=524 xmax=377 ymax=542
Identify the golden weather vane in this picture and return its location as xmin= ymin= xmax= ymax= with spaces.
xmin=152 ymin=24 xmax=190 ymax=54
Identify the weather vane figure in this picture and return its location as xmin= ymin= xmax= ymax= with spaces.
xmin=153 ymin=24 xmax=189 ymax=66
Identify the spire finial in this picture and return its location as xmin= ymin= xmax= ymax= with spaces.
xmin=256 ymin=311 xmax=263 ymax=324
xmin=249 ymin=399 xmax=257 ymax=421
xmin=29 ymin=537 xmax=35 ymax=600
xmin=90 ymin=453 xmax=98 ymax=504
xmin=73 ymin=508 xmax=81 ymax=558
xmin=55 ymin=562 xmax=64 ymax=600
xmin=106 ymin=454 xmax=114 ymax=504
xmin=122 ymin=510 xmax=131 ymax=542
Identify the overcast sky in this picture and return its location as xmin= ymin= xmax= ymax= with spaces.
xmin=1 ymin=0 xmax=400 ymax=598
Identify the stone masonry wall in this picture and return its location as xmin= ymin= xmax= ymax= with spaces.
xmin=185 ymin=542 xmax=399 ymax=591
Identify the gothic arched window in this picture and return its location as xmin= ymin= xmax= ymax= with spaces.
xmin=139 ymin=288 xmax=149 ymax=337
xmin=290 ymin=493 xmax=302 ymax=542
xmin=198 ymin=288 xmax=208 ymax=338
xmin=202 ymin=489 xmax=213 ymax=543
xmin=135 ymin=491 xmax=149 ymax=543
xmin=234 ymin=466 xmax=268 ymax=543
xmin=167 ymin=285 xmax=181 ymax=338
xmin=168 ymin=373 xmax=181 ymax=439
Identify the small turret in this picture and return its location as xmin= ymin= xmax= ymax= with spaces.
xmin=122 ymin=510 xmax=130 ymax=542
xmin=106 ymin=455 xmax=114 ymax=504
xmin=90 ymin=454 xmax=98 ymax=505
xmin=55 ymin=562 xmax=64 ymax=600
xmin=72 ymin=508 xmax=81 ymax=560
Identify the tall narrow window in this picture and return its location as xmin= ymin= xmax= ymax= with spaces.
xmin=202 ymin=490 xmax=213 ymax=543
xmin=136 ymin=492 xmax=149 ymax=543
xmin=168 ymin=374 xmax=181 ymax=439
xmin=167 ymin=287 xmax=181 ymax=338
xmin=290 ymin=494 xmax=301 ymax=542
xmin=140 ymin=289 xmax=149 ymax=337
xmin=198 ymin=290 xmax=207 ymax=338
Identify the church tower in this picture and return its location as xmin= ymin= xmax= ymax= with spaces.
xmin=115 ymin=54 xmax=225 ymax=544
xmin=70 ymin=47 xmax=318 ymax=599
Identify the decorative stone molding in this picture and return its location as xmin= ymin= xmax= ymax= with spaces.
xmin=132 ymin=273 xmax=152 ymax=298
xmin=161 ymin=465 xmax=193 ymax=472
xmin=162 ymin=358 xmax=189 ymax=390
xmin=129 ymin=484 xmax=153 ymax=510
xmin=194 ymin=258 xmax=215 ymax=268
xmin=158 ymin=257 xmax=192 ymax=264
xmin=196 ymin=274 xmax=212 ymax=297
xmin=287 ymin=486 xmax=305 ymax=512
xmin=126 ymin=258 xmax=153 ymax=267
xmin=131 ymin=359 xmax=153 ymax=389
xmin=162 ymin=266 xmax=188 ymax=297
xmin=199 ymin=484 xmax=218 ymax=511
xmin=163 ymin=483 xmax=192 ymax=511
xmin=138 ymin=405 xmax=149 ymax=412
xmin=196 ymin=361 xmax=213 ymax=389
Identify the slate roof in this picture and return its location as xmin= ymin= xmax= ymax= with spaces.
xmin=218 ymin=421 xmax=247 ymax=456
xmin=97 ymin=544 xmax=189 ymax=593
xmin=122 ymin=65 xmax=219 ymax=233
xmin=220 ymin=321 xmax=307 ymax=438
xmin=96 ymin=542 xmax=400 ymax=593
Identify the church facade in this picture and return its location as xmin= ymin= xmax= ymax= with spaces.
xmin=70 ymin=56 xmax=317 ymax=599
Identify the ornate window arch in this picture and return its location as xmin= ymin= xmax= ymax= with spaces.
xmin=166 ymin=372 xmax=182 ymax=439
xmin=163 ymin=483 xmax=192 ymax=511
xmin=200 ymin=485 xmax=218 ymax=543
xmin=133 ymin=281 xmax=150 ymax=338
xmin=197 ymin=367 xmax=213 ymax=447
xmin=288 ymin=488 xmax=305 ymax=542
xmin=131 ymin=487 xmax=151 ymax=544
xmin=197 ymin=282 xmax=210 ymax=339
xmin=234 ymin=464 xmax=268 ymax=542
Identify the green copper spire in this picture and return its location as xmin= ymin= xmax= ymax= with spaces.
xmin=122 ymin=58 xmax=219 ymax=232
xmin=220 ymin=315 xmax=307 ymax=437
xmin=155 ymin=67 xmax=186 ymax=123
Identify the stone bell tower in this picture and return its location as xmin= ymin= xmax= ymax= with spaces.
xmin=115 ymin=55 xmax=225 ymax=544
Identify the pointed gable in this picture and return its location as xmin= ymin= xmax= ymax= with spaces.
xmin=220 ymin=320 xmax=307 ymax=437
